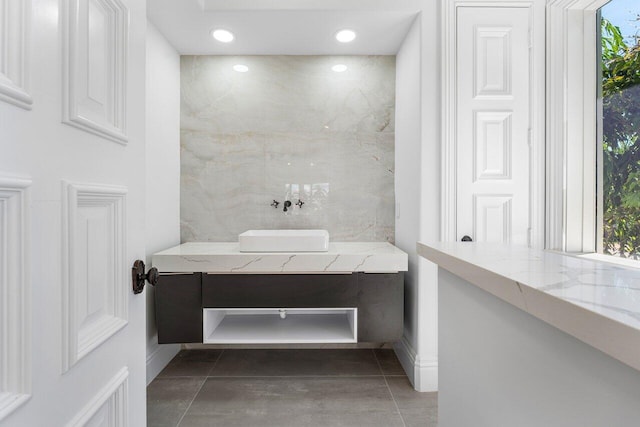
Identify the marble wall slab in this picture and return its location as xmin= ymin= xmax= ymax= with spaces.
xmin=180 ymin=55 xmax=396 ymax=242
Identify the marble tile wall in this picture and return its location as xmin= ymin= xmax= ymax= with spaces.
xmin=180 ymin=55 xmax=396 ymax=242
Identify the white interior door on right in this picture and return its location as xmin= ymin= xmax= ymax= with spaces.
xmin=456 ymin=6 xmax=531 ymax=245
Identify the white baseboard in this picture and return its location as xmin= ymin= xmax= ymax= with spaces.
xmin=394 ymin=336 xmax=438 ymax=392
xmin=146 ymin=343 xmax=180 ymax=385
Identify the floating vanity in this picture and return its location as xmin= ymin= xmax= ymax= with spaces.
xmin=419 ymin=242 xmax=640 ymax=427
xmin=152 ymin=242 xmax=408 ymax=345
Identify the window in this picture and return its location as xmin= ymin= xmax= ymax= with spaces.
xmin=546 ymin=0 xmax=640 ymax=261
xmin=599 ymin=0 xmax=640 ymax=259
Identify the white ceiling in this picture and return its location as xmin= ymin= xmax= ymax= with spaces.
xmin=147 ymin=0 xmax=423 ymax=55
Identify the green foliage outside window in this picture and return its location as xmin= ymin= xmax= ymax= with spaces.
xmin=601 ymin=18 xmax=640 ymax=259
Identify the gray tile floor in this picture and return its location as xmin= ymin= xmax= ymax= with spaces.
xmin=147 ymin=349 xmax=437 ymax=427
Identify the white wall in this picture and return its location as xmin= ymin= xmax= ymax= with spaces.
xmin=394 ymin=2 xmax=441 ymax=392
xmin=417 ymin=0 xmax=442 ymax=392
xmin=145 ymin=21 xmax=181 ymax=384
xmin=394 ymin=13 xmax=423 ymax=383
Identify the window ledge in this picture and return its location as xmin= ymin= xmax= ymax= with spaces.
xmin=417 ymin=241 xmax=640 ymax=373
xmin=577 ymin=252 xmax=640 ymax=269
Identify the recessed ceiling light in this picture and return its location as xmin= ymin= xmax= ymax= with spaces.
xmin=332 ymin=64 xmax=348 ymax=73
xmin=233 ymin=64 xmax=249 ymax=73
xmin=335 ymin=29 xmax=356 ymax=43
xmin=211 ymin=29 xmax=234 ymax=43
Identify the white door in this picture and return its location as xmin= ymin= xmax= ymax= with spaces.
xmin=456 ymin=7 xmax=531 ymax=245
xmin=0 ymin=0 xmax=147 ymax=425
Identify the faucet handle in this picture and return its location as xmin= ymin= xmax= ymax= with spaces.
xmin=296 ymin=200 xmax=304 ymax=208
xmin=270 ymin=200 xmax=280 ymax=208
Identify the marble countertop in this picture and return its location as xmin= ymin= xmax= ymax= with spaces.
xmin=153 ymin=242 xmax=408 ymax=274
xmin=418 ymin=241 xmax=640 ymax=372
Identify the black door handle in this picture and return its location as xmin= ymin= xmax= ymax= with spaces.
xmin=132 ymin=260 xmax=158 ymax=294
xmin=461 ymin=235 xmax=473 ymax=242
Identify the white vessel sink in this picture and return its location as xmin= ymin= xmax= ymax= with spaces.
xmin=239 ymin=229 xmax=330 ymax=252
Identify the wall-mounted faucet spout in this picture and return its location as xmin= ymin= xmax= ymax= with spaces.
xmin=283 ymin=200 xmax=292 ymax=212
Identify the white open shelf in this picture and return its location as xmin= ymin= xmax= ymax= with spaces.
xmin=203 ymin=308 xmax=357 ymax=344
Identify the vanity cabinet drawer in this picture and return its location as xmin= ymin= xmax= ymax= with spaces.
xmin=156 ymin=273 xmax=203 ymax=344
xmin=202 ymin=273 xmax=358 ymax=308
xmin=356 ymin=272 xmax=404 ymax=342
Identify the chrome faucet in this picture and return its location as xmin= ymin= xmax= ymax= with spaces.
xmin=283 ymin=200 xmax=292 ymax=212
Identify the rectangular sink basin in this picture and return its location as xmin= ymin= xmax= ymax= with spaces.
xmin=239 ymin=229 xmax=330 ymax=252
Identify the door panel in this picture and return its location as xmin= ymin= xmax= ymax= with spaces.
xmin=0 ymin=177 xmax=31 ymax=419
xmin=0 ymin=0 xmax=32 ymax=109
xmin=63 ymin=0 xmax=128 ymax=143
xmin=65 ymin=368 xmax=128 ymax=427
xmin=61 ymin=182 xmax=128 ymax=373
xmin=456 ymin=7 xmax=531 ymax=245
xmin=0 ymin=0 xmax=147 ymax=425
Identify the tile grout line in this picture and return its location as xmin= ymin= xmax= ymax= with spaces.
xmin=372 ymin=349 xmax=407 ymax=427
xmin=176 ymin=350 xmax=225 ymax=427
xmin=205 ymin=374 xmax=388 ymax=378
xmin=206 ymin=349 xmax=226 ymax=376
xmin=174 ymin=375 xmax=206 ymax=427
xmin=162 ymin=374 xmax=405 ymax=380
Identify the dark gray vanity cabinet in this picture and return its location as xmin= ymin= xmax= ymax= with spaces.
xmin=155 ymin=272 xmax=404 ymax=344
xmin=202 ymin=274 xmax=358 ymax=308
xmin=156 ymin=273 xmax=203 ymax=344
xmin=356 ymin=273 xmax=404 ymax=342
